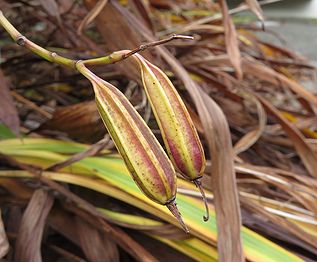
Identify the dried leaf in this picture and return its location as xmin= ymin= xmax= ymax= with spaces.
xmin=128 ymin=0 xmax=153 ymax=31
xmin=234 ymin=93 xmax=267 ymax=155
xmin=0 ymin=70 xmax=19 ymax=135
xmin=15 ymin=189 xmax=54 ymax=262
xmin=77 ymin=0 xmax=108 ymax=34
xmin=9 ymin=153 xmax=159 ymax=262
xmin=0 ymin=210 xmax=9 ymax=259
xmin=244 ymin=0 xmax=264 ymax=23
xmin=39 ymin=0 xmax=61 ymax=23
xmin=48 ymin=244 xmax=86 ymax=262
xmin=242 ymin=58 xmax=317 ymax=107
xmin=218 ymin=0 xmax=242 ymax=79
xmin=0 ymin=178 xmax=33 ymax=200
xmin=39 ymin=101 xmax=104 ymax=142
xmin=241 ymin=196 xmax=317 ymax=250
xmin=76 ymin=217 xmax=120 ymax=262
xmin=256 ymin=95 xmax=317 ymax=178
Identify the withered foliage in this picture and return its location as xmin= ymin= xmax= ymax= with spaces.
xmin=0 ymin=0 xmax=317 ymax=261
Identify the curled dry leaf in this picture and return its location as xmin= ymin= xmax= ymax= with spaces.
xmin=0 ymin=210 xmax=9 ymax=259
xmin=244 ymin=0 xmax=264 ymax=25
xmin=39 ymin=0 xmax=61 ymax=23
xmin=76 ymin=217 xmax=120 ymax=262
xmin=256 ymin=95 xmax=317 ymax=179
xmin=128 ymin=0 xmax=153 ymax=31
xmin=242 ymin=57 xmax=317 ymax=107
xmin=218 ymin=0 xmax=243 ymax=79
xmin=241 ymin=196 xmax=317 ymax=250
xmin=39 ymin=101 xmax=104 ymax=142
xmin=234 ymin=92 xmax=267 ymax=155
xmin=77 ymin=0 xmax=108 ymax=34
xmin=15 ymin=189 xmax=54 ymax=262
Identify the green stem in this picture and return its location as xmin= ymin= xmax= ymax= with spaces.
xmin=0 ymin=10 xmax=21 ymax=40
xmin=0 ymin=11 xmax=126 ymax=68
xmin=83 ymin=51 xmax=128 ymax=66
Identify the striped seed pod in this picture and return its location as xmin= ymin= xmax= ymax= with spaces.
xmin=131 ymin=54 xmax=209 ymax=221
xmin=76 ymin=62 xmax=189 ymax=232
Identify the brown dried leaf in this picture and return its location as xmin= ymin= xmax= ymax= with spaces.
xmin=48 ymin=244 xmax=86 ymax=262
xmin=244 ymin=0 xmax=264 ymax=23
xmin=128 ymin=0 xmax=153 ymax=31
xmin=218 ymin=0 xmax=242 ymax=79
xmin=48 ymin=208 xmax=80 ymax=246
xmin=39 ymin=0 xmax=61 ymax=23
xmin=0 ymin=178 xmax=33 ymax=200
xmin=200 ymin=91 xmax=245 ymax=262
xmin=39 ymin=101 xmax=104 ymax=142
xmin=241 ymin=196 xmax=317 ymax=250
xmin=76 ymin=217 xmax=119 ymax=262
xmin=234 ymin=93 xmax=267 ymax=155
xmin=15 ymin=189 xmax=54 ymax=262
xmin=242 ymin=58 xmax=317 ymax=106
xmin=3 ymin=155 xmax=158 ymax=262
xmin=77 ymin=0 xmax=108 ymax=34
xmin=0 ymin=70 xmax=19 ymax=135
xmin=0 ymin=210 xmax=9 ymax=259
xmin=67 ymin=204 xmax=159 ymax=262
xmin=256 ymin=95 xmax=317 ymax=178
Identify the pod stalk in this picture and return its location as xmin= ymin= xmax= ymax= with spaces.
xmin=166 ymin=200 xmax=189 ymax=233
xmin=194 ymin=178 xmax=210 ymax=222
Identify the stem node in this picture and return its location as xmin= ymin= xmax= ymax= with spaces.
xmin=16 ymin=36 xmax=26 ymax=46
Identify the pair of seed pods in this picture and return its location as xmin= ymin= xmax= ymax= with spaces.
xmin=78 ymin=52 xmax=207 ymax=233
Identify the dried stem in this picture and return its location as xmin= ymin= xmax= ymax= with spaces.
xmin=194 ymin=178 xmax=210 ymax=222
xmin=121 ymin=34 xmax=194 ymax=60
xmin=166 ymin=199 xmax=189 ymax=233
xmin=82 ymin=34 xmax=194 ymax=66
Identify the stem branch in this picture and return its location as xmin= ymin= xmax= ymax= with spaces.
xmin=0 ymin=11 xmax=193 ymax=68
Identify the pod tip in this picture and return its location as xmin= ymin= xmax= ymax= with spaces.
xmin=166 ymin=200 xmax=189 ymax=233
xmin=194 ymin=178 xmax=210 ymax=222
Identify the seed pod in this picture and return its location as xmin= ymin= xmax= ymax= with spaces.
xmin=76 ymin=62 xmax=189 ymax=232
xmin=131 ymin=54 xmax=209 ymax=221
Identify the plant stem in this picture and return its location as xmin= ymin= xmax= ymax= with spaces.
xmin=0 ymin=10 xmax=193 ymax=69
xmin=82 ymin=51 xmax=127 ymax=66
xmin=0 ymin=11 xmax=21 ymax=40
xmin=83 ymin=34 xmax=194 ymax=66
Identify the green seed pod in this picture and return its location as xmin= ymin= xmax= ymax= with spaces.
xmin=76 ymin=62 xmax=189 ymax=232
